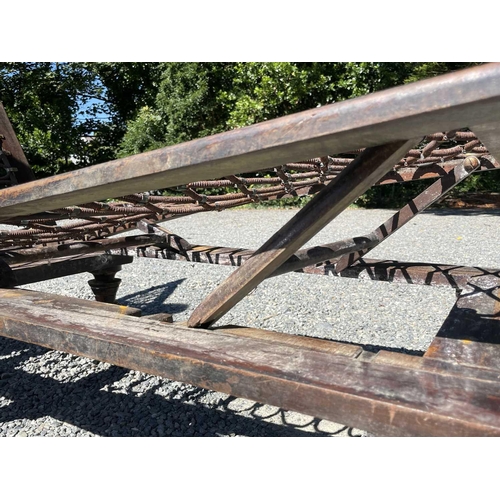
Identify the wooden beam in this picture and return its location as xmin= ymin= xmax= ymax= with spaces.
xmin=0 ymin=102 xmax=35 ymax=184
xmin=1 ymin=64 xmax=500 ymax=220
xmin=0 ymin=287 xmax=141 ymax=317
xmin=472 ymin=122 xmax=500 ymax=164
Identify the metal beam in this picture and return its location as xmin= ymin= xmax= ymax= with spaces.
xmin=188 ymin=140 xmax=414 ymax=328
xmin=334 ymin=155 xmax=481 ymax=274
xmin=9 ymin=254 xmax=133 ymax=286
xmin=1 ymin=287 xmax=500 ymax=436
xmin=0 ymin=233 xmax=166 ymax=265
xmin=269 ymin=235 xmax=378 ymax=277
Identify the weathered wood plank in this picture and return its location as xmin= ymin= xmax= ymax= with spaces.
xmin=375 ymin=350 xmax=500 ymax=382
xmin=1 ymin=288 xmax=500 ymax=436
xmin=1 ymin=64 xmax=500 ymax=220
xmin=425 ymin=337 xmax=500 ymax=372
xmin=0 ymin=287 xmax=141 ymax=317
xmin=0 ymin=102 xmax=35 ymax=184
xmin=214 ymin=325 xmax=363 ymax=358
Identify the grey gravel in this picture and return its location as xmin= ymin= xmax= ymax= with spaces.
xmin=1 ymin=207 xmax=499 ymax=437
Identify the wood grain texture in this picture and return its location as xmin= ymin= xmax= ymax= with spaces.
xmin=425 ymin=337 xmax=500 ymax=372
xmin=0 ymin=102 xmax=35 ymax=184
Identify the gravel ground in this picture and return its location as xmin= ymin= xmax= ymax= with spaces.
xmin=1 ymin=207 xmax=499 ymax=437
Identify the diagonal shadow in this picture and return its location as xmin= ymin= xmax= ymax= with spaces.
xmin=425 ymin=208 xmax=500 ymax=216
xmin=436 ymin=277 xmax=500 ymax=344
xmin=117 ymin=279 xmax=188 ymax=315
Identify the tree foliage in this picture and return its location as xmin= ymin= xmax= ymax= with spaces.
xmin=119 ymin=62 xmax=481 ymax=155
xmin=0 ymin=62 xmax=161 ymax=175
xmin=0 ymin=62 xmax=92 ymax=174
xmin=2 ymin=61 xmax=495 ymax=207
xmin=118 ymin=62 xmax=235 ymax=156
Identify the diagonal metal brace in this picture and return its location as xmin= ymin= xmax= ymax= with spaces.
xmin=334 ymin=155 xmax=482 ymax=274
xmin=188 ymin=140 xmax=415 ymax=328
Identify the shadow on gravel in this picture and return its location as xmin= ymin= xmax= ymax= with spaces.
xmin=0 ymin=338 xmax=360 ymax=437
xmin=425 ymin=208 xmax=500 ymax=217
xmin=117 ymin=279 xmax=188 ymax=316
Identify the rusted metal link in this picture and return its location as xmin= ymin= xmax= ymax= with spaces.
xmin=137 ymin=220 xmax=194 ymax=253
xmin=0 ymin=130 xmax=497 ymax=250
xmin=0 ymin=152 xmax=495 ymax=250
xmin=0 ymin=234 xmax=168 ymax=265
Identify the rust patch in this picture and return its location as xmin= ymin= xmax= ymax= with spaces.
xmin=425 ymin=343 xmax=439 ymax=357
xmin=494 ymin=288 xmax=500 ymax=317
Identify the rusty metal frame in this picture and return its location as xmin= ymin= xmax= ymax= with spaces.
xmin=2 ymin=64 xmax=500 ymax=436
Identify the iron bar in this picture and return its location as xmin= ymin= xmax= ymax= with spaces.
xmin=334 ymin=155 xmax=481 ymax=274
xmin=0 ymin=234 xmax=167 ymax=265
xmin=9 ymin=254 xmax=133 ymax=287
xmin=269 ymin=235 xmax=379 ymax=277
xmin=188 ymin=140 xmax=415 ymax=328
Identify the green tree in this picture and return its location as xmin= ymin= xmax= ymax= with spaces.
xmin=0 ymin=62 xmax=92 ymax=175
xmin=79 ymin=62 xmax=162 ymax=163
xmin=120 ymin=62 xmax=479 ymax=157
xmin=0 ymin=62 xmax=161 ymax=175
xmin=119 ymin=62 xmax=235 ymax=156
